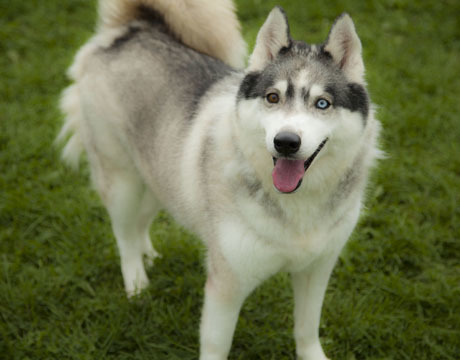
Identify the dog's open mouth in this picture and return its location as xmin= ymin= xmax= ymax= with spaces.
xmin=272 ymin=138 xmax=328 ymax=193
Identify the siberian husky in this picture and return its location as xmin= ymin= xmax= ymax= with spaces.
xmin=58 ymin=0 xmax=381 ymax=358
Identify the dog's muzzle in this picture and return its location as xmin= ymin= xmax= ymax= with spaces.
xmin=272 ymin=136 xmax=328 ymax=194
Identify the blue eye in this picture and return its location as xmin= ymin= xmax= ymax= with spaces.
xmin=316 ymin=98 xmax=331 ymax=110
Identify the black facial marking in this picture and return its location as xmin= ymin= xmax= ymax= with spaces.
xmin=238 ymin=71 xmax=275 ymax=100
xmin=326 ymin=82 xmax=369 ymax=121
xmin=301 ymin=87 xmax=309 ymax=101
xmin=238 ymin=72 xmax=260 ymax=99
xmin=346 ymin=83 xmax=369 ymax=119
xmin=286 ymin=80 xmax=295 ymax=100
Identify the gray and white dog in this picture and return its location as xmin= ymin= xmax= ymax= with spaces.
xmin=59 ymin=0 xmax=381 ymax=359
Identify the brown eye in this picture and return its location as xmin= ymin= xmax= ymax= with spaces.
xmin=266 ymin=93 xmax=280 ymax=104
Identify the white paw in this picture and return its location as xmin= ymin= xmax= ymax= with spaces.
xmin=121 ymin=259 xmax=150 ymax=297
xmin=125 ymin=273 xmax=149 ymax=298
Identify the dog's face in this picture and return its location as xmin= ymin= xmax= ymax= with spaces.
xmin=236 ymin=7 xmax=370 ymax=193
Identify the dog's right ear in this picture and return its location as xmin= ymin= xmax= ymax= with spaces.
xmin=248 ymin=7 xmax=291 ymax=71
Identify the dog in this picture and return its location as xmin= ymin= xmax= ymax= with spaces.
xmin=58 ymin=1 xmax=381 ymax=358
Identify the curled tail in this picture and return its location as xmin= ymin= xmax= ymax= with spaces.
xmin=57 ymin=0 xmax=247 ymax=169
xmin=98 ymin=0 xmax=247 ymax=68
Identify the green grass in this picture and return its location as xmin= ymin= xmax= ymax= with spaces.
xmin=1 ymin=0 xmax=459 ymax=359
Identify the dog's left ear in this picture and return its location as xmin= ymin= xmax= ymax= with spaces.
xmin=324 ymin=14 xmax=365 ymax=84
xmin=248 ymin=6 xmax=291 ymax=71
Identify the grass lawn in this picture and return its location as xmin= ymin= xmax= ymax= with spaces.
xmin=1 ymin=0 xmax=459 ymax=359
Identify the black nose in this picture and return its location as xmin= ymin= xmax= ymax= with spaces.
xmin=274 ymin=132 xmax=301 ymax=155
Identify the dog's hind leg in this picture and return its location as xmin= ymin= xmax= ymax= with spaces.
xmin=90 ymin=157 xmax=161 ymax=297
xmin=108 ymin=175 xmax=161 ymax=297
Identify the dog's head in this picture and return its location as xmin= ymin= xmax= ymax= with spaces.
xmin=236 ymin=7 xmax=370 ymax=194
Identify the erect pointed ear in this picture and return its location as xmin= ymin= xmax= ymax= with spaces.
xmin=247 ymin=6 xmax=291 ymax=72
xmin=324 ymin=14 xmax=365 ymax=84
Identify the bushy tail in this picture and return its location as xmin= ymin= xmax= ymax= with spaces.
xmin=98 ymin=0 xmax=247 ymax=68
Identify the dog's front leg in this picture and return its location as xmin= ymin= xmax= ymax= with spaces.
xmin=199 ymin=220 xmax=282 ymax=359
xmin=291 ymin=254 xmax=340 ymax=360
xmin=199 ymin=273 xmax=249 ymax=360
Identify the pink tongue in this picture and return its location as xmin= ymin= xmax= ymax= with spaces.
xmin=272 ymin=159 xmax=305 ymax=193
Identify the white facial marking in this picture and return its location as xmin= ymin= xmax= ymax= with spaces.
xmin=309 ymin=84 xmax=325 ymax=99
xmin=295 ymin=70 xmax=310 ymax=90
xmin=272 ymin=80 xmax=288 ymax=95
